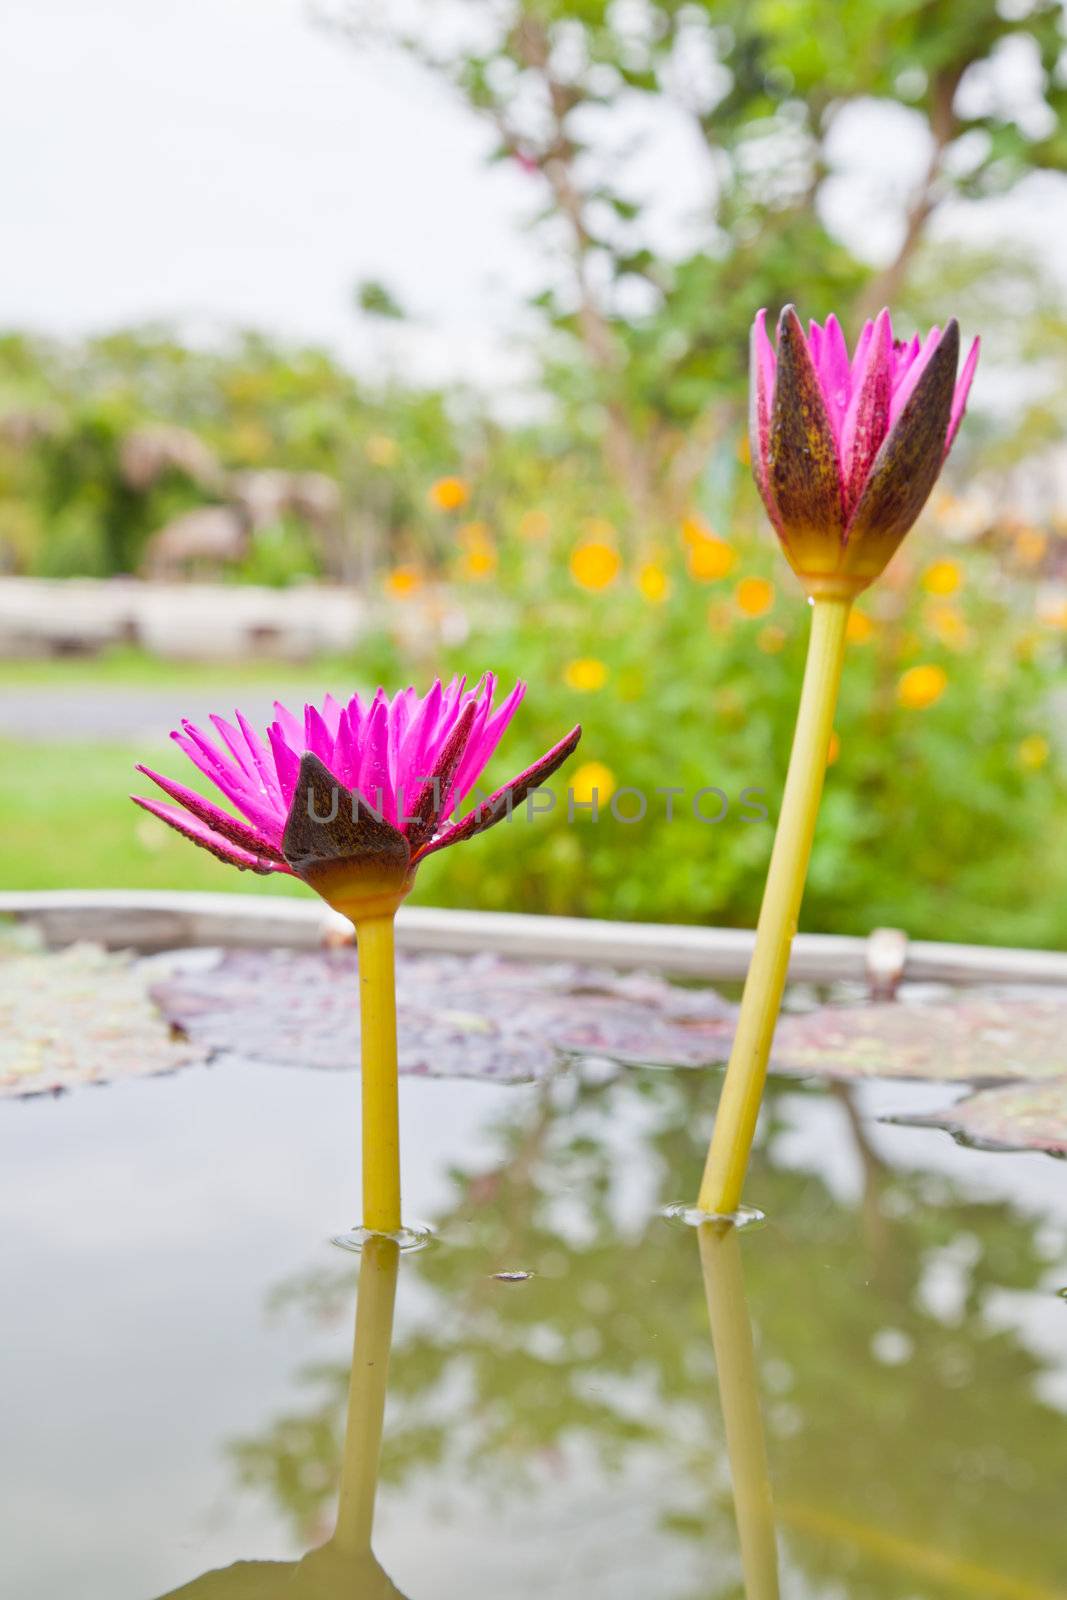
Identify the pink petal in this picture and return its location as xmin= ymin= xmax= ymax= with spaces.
xmin=135 ymin=765 xmax=286 ymax=856
xmin=452 ymin=679 xmax=526 ymax=810
xmin=320 ymin=693 xmax=343 ymax=737
xmin=749 ymin=309 xmax=777 ymax=512
xmin=267 ymin=722 xmax=300 ymax=808
xmin=839 ymin=308 xmax=892 ymax=515
xmin=817 ymin=313 xmax=851 ymax=442
xmin=236 ymin=710 xmax=283 ymax=806
xmin=272 ymin=699 xmax=304 ymax=750
xmin=356 ymin=691 xmax=395 ymax=822
xmin=944 ymin=336 xmax=980 ymax=458
xmin=131 ymin=795 xmax=287 ymax=875
xmin=171 ymin=723 xmax=279 ymax=834
xmin=889 ymin=331 xmax=932 ymax=422
xmin=414 ymin=723 xmax=581 ymax=864
xmin=304 ymin=703 xmax=335 ymax=765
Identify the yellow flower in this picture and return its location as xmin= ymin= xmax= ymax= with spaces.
xmin=826 ymin=730 xmax=840 ymax=766
xmin=570 ymin=539 xmax=621 ymax=591
xmin=564 ymin=657 xmax=609 ymax=692
xmin=921 ymin=559 xmax=962 ymax=596
xmin=384 ymin=565 xmax=421 ymax=598
xmin=365 ymin=434 xmax=400 ymax=468
xmin=897 ymin=663 xmax=947 ymax=710
xmin=756 ymin=624 xmax=786 ymax=654
xmin=1037 ymin=590 xmax=1067 ymax=630
xmin=846 ymin=609 xmax=875 ymax=643
xmin=1013 ymin=525 xmax=1047 ymax=566
xmin=736 ymin=576 xmax=775 ymax=618
xmin=637 ymin=561 xmax=670 ymax=603
xmin=519 ymin=509 xmax=550 ymax=541
xmin=1018 ymin=733 xmax=1050 ymax=770
xmin=428 ymin=476 xmax=470 ymax=512
xmin=682 ymin=513 xmax=713 ymax=546
xmin=570 ymin=760 xmax=616 ymax=806
xmin=926 ymin=604 xmax=970 ymax=650
xmin=455 ymin=520 xmax=496 ymax=579
xmin=687 ymin=536 xmax=736 ymax=581
xmin=460 ymin=545 xmax=497 ymax=581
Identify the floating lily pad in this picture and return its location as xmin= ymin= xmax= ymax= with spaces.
xmin=151 ymin=948 xmax=737 ymax=1081
xmin=0 ymin=943 xmax=205 ymax=1098
xmin=898 ymin=1082 xmax=1067 ymax=1156
xmin=772 ymin=993 xmax=1067 ymax=1084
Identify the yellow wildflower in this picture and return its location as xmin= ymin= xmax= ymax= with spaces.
xmin=846 ymin=609 xmax=875 ymax=644
xmin=460 ymin=545 xmax=497 ymax=580
xmin=384 ymin=565 xmax=421 ymax=598
xmin=898 ymin=664 xmax=947 ymax=710
xmin=637 ymin=562 xmax=670 ymax=603
xmin=428 ymin=476 xmax=469 ymax=512
xmin=570 ymin=760 xmax=616 ymax=807
xmin=687 ymin=536 xmax=736 ymax=581
xmin=921 ymin=559 xmax=962 ymax=596
xmin=1013 ymin=525 xmax=1047 ymax=566
xmin=1018 ymin=734 xmax=1050 ymax=771
xmin=926 ymin=604 xmax=970 ymax=650
xmin=570 ymin=540 xmax=621 ymax=591
xmin=736 ymin=576 xmax=775 ymax=618
xmin=564 ymin=657 xmax=609 ymax=693
xmin=682 ymin=513 xmax=713 ymax=546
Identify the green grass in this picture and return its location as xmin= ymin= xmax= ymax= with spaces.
xmin=3 ymin=738 xmax=307 ymax=895
xmin=0 ymin=645 xmax=359 ymax=692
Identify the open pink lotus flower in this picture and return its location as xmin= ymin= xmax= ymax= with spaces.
xmin=750 ymin=305 xmax=979 ymax=597
xmin=133 ymin=677 xmax=581 ymax=921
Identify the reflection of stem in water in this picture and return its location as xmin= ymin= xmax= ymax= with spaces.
xmin=334 ymin=1233 xmax=401 ymax=1556
xmin=698 ymin=1222 xmax=780 ymax=1600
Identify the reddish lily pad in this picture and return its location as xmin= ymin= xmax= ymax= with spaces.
xmin=898 ymin=1082 xmax=1067 ymax=1156
xmin=0 ymin=943 xmax=205 ymax=1098
xmin=151 ymin=948 xmax=737 ymax=1081
xmin=772 ymin=994 xmax=1067 ymax=1084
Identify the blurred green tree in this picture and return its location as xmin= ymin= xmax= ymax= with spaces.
xmin=322 ymin=0 xmax=1067 ymax=525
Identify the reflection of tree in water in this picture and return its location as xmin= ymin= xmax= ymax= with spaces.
xmin=233 ymin=1069 xmax=1067 ymax=1598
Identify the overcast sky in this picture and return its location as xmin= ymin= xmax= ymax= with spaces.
xmin=2 ymin=0 xmax=1063 ymax=408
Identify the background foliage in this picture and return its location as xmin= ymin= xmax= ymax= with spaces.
xmin=5 ymin=0 xmax=1067 ymax=948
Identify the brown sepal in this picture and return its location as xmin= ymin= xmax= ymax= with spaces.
xmin=768 ymin=306 xmax=844 ymax=543
xmin=845 ymin=320 xmax=959 ymax=566
xmin=281 ymin=752 xmax=411 ymax=884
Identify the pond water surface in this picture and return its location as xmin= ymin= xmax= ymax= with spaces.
xmin=2 ymin=1042 xmax=1066 ymax=1598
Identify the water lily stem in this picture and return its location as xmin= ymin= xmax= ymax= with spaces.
xmin=355 ymin=913 xmax=402 ymax=1234
xmin=698 ymin=594 xmax=851 ymax=1216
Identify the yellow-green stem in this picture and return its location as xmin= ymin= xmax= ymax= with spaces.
xmin=698 ymin=1222 xmax=779 ymax=1599
xmin=355 ymin=913 xmax=402 ymax=1234
xmin=333 ymin=1233 xmax=400 ymax=1554
xmin=698 ymin=594 xmax=851 ymax=1216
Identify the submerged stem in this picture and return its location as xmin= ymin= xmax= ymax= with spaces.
xmin=698 ymin=595 xmax=851 ymax=1216
xmin=355 ymin=913 xmax=402 ymax=1235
